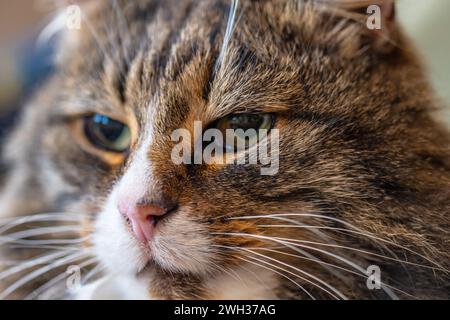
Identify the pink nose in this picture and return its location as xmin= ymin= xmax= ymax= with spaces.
xmin=118 ymin=202 xmax=167 ymax=243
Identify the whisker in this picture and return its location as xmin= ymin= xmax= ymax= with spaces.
xmin=0 ymin=251 xmax=89 ymax=299
xmin=236 ymin=214 xmax=415 ymax=284
xmin=230 ymin=213 xmax=446 ymax=271
xmin=81 ymin=263 xmax=105 ymax=286
xmin=214 ymin=232 xmax=409 ymax=299
xmin=25 ymin=257 xmax=98 ymax=300
xmin=217 ymin=245 xmax=346 ymax=299
xmin=0 ymin=250 xmax=77 ymax=281
xmin=255 ymin=215 xmax=404 ymax=258
xmin=258 ymin=221 xmax=413 ymax=279
xmin=0 ymin=226 xmax=84 ymax=244
xmin=254 ymin=218 xmax=360 ymax=281
xmin=209 ymin=261 xmax=243 ymax=284
xmin=238 ymin=263 xmax=275 ymax=294
xmin=0 ymin=260 xmax=26 ymax=267
xmin=268 ymin=244 xmax=420 ymax=299
xmin=6 ymin=244 xmax=84 ymax=252
xmin=1 ymin=237 xmax=90 ymax=247
xmin=275 ymin=237 xmax=413 ymax=299
xmin=215 ymin=0 xmax=239 ymax=71
xmin=248 ymin=246 xmax=359 ymax=283
xmin=235 ymin=255 xmax=316 ymax=300
xmin=0 ymin=213 xmax=84 ymax=234
xmin=246 ymin=245 xmax=413 ymax=296
xmin=271 ymin=235 xmax=446 ymax=273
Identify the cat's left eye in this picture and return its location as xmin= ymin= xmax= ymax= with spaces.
xmin=213 ymin=113 xmax=273 ymax=152
xmin=83 ymin=114 xmax=131 ymax=153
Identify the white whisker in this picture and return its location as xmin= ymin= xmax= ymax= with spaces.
xmin=271 ymin=235 xmax=446 ymax=272
xmin=0 ymin=251 xmax=88 ymax=299
xmin=250 ymin=246 xmax=358 ymax=283
xmin=25 ymin=257 xmax=98 ymax=300
xmin=81 ymin=262 xmax=105 ymax=286
xmin=0 ymin=226 xmax=84 ymax=244
xmin=236 ymin=255 xmax=316 ymax=300
xmin=2 ymin=237 xmax=90 ymax=247
xmin=219 ymin=245 xmax=346 ymax=299
xmin=0 ymin=250 xmax=76 ymax=281
xmin=216 ymin=0 xmax=239 ymax=71
xmin=214 ymin=232 xmax=407 ymax=299
xmin=251 ymin=246 xmax=371 ymax=282
xmin=230 ymin=213 xmax=446 ymax=271
xmin=0 ymin=213 xmax=84 ymax=234
xmin=209 ymin=261 xmax=243 ymax=284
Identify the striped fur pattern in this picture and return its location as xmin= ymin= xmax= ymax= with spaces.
xmin=0 ymin=0 xmax=449 ymax=299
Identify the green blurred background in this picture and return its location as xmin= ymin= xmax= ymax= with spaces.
xmin=398 ymin=0 xmax=450 ymax=125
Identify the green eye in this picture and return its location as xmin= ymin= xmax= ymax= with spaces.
xmin=214 ymin=114 xmax=273 ymax=152
xmin=83 ymin=114 xmax=131 ymax=153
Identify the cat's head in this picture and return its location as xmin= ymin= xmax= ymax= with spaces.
xmin=1 ymin=0 xmax=449 ymax=299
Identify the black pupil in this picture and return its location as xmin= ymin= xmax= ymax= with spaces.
xmin=85 ymin=115 xmax=125 ymax=150
xmin=96 ymin=116 xmax=123 ymax=141
xmin=228 ymin=114 xmax=264 ymax=130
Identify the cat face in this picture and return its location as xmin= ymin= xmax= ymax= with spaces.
xmin=1 ymin=0 xmax=449 ymax=300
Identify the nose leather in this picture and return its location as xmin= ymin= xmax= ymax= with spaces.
xmin=118 ymin=202 xmax=167 ymax=242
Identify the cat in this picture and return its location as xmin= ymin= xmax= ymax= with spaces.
xmin=0 ymin=0 xmax=449 ymax=300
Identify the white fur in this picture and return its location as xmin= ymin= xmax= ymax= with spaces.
xmin=93 ymin=183 xmax=152 ymax=276
xmin=74 ymin=275 xmax=149 ymax=300
xmin=93 ymin=101 xmax=159 ymax=275
xmin=206 ymin=265 xmax=279 ymax=299
xmin=93 ymin=99 xmax=157 ymax=274
xmin=92 ymin=105 xmax=213 ymax=297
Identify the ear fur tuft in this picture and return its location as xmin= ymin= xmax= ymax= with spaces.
xmin=316 ymin=0 xmax=399 ymax=55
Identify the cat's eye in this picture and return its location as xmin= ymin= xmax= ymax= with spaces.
xmin=214 ymin=113 xmax=273 ymax=152
xmin=83 ymin=114 xmax=131 ymax=153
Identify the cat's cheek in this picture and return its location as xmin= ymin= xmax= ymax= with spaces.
xmin=92 ymin=196 xmax=150 ymax=275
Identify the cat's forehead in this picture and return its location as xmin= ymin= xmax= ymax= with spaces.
xmin=56 ymin=0 xmax=368 ymax=135
xmin=58 ymin=1 xmax=301 ymax=125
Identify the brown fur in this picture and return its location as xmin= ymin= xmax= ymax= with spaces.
xmin=0 ymin=0 xmax=449 ymax=299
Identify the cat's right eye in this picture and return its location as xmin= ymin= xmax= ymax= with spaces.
xmin=82 ymin=114 xmax=131 ymax=153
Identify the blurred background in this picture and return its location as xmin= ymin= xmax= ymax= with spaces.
xmin=0 ymin=0 xmax=449 ymax=137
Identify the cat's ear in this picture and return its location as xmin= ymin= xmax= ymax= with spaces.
xmin=319 ymin=0 xmax=399 ymax=56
